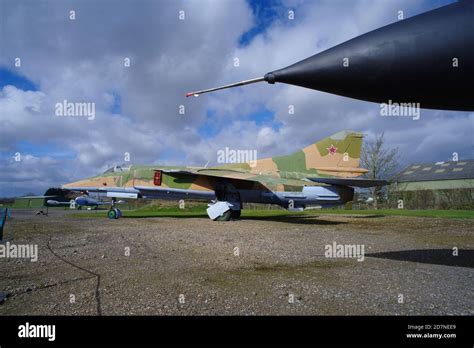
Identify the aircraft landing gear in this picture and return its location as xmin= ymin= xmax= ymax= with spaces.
xmin=107 ymin=198 xmax=122 ymax=219
xmin=207 ymin=201 xmax=239 ymax=221
xmin=107 ymin=207 xmax=122 ymax=219
xmin=230 ymin=209 xmax=241 ymax=219
xmin=214 ymin=208 xmax=232 ymax=221
xmin=207 ymin=184 xmax=242 ymax=221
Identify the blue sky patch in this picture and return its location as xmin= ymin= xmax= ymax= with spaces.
xmin=239 ymin=0 xmax=284 ymax=46
xmin=0 ymin=68 xmax=38 ymax=91
xmin=110 ymin=92 xmax=122 ymax=114
xmin=198 ymin=110 xmax=221 ymax=138
xmin=245 ymin=107 xmax=281 ymax=130
xmin=13 ymin=140 xmax=76 ymax=160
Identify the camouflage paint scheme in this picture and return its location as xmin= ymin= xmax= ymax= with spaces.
xmin=62 ymin=130 xmax=372 ymax=208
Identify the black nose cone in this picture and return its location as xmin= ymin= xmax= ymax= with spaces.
xmin=266 ymin=1 xmax=474 ymax=111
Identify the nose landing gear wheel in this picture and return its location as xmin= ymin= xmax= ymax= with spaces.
xmin=108 ymin=207 xmax=122 ymax=219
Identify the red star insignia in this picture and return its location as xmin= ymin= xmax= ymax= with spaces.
xmin=327 ymin=144 xmax=337 ymax=155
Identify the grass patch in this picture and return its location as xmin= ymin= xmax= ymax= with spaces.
xmin=2 ymin=198 xmax=45 ymax=209
xmin=73 ymin=205 xmax=474 ymax=219
xmin=74 ymin=205 xmax=208 ymax=218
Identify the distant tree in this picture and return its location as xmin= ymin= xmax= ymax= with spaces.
xmin=361 ymin=133 xmax=400 ymax=209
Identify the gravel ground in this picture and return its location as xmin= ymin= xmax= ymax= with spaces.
xmin=0 ymin=209 xmax=473 ymax=315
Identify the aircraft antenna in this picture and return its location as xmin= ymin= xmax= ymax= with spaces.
xmin=186 ymin=77 xmax=265 ymax=97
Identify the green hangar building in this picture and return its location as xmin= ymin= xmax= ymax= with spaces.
xmin=391 ymin=160 xmax=474 ymax=209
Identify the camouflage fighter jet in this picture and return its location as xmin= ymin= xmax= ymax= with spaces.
xmin=61 ymin=130 xmax=387 ymax=221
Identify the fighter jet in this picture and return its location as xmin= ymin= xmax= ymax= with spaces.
xmin=15 ymin=190 xmax=125 ymax=214
xmin=186 ymin=0 xmax=474 ymax=111
xmin=59 ymin=131 xmax=387 ymax=221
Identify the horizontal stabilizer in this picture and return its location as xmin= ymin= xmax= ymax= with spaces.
xmin=308 ymin=177 xmax=388 ymax=187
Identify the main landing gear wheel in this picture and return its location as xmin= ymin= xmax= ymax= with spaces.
xmin=215 ymin=210 xmax=232 ymax=221
xmin=230 ymin=209 xmax=241 ymax=219
xmin=108 ymin=207 xmax=122 ymax=219
xmin=207 ymin=201 xmax=240 ymax=221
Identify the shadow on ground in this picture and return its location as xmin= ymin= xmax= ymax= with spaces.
xmin=347 ymin=214 xmax=386 ymax=219
xmin=367 ymin=249 xmax=474 ymax=268
xmin=122 ymin=213 xmax=207 ymax=219
xmin=240 ymin=215 xmax=346 ymax=225
xmin=122 ymin=213 xmax=346 ymax=225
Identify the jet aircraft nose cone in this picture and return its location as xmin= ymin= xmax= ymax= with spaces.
xmin=75 ymin=197 xmax=86 ymax=205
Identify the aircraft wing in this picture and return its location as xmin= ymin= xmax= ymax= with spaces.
xmin=134 ymin=168 xmax=273 ymax=199
xmin=159 ymin=168 xmax=315 ymax=187
xmin=61 ymin=168 xmax=260 ymax=192
xmin=162 ymin=169 xmax=389 ymax=188
xmin=306 ymin=177 xmax=388 ymax=187
xmin=160 ymin=168 xmax=271 ymax=182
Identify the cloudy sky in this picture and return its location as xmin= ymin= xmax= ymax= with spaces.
xmin=0 ymin=0 xmax=472 ymax=196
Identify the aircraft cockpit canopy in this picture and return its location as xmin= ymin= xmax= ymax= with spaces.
xmin=103 ymin=165 xmax=131 ymax=174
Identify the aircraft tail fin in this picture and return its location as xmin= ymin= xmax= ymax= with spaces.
xmin=253 ymin=130 xmax=367 ymax=177
xmin=227 ymin=130 xmax=367 ymax=178
xmin=305 ymin=130 xmax=366 ymax=177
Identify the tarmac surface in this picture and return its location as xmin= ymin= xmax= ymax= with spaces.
xmin=0 ymin=209 xmax=473 ymax=315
